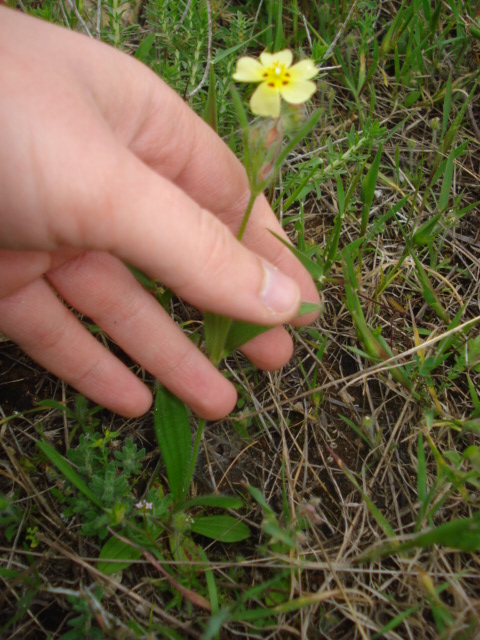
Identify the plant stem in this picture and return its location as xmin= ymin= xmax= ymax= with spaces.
xmin=237 ymin=191 xmax=258 ymax=242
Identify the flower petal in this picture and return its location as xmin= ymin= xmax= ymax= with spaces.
xmin=260 ymin=49 xmax=293 ymax=69
xmin=279 ymin=79 xmax=317 ymax=105
xmin=250 ymin=82 xmax=281 ymax=118
xmin=232 ymin=57 xmax=266 ymax=82
xmin=289 ymin=59 xmax=318 ymax=81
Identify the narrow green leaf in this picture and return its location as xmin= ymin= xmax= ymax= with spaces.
xmin=336 ymin=173 xmax=345 ymax=215
xmin=338 ymin=459 xmax=395 ymax=538
xmin=467 ymin=374 xmax=480 ymax=415
xmin=245 ymin=485 xmax=274 ymax=515
xmin=221 ymin=302 xmax=321 ymax=360
xmin=298 ymin=301 xmax=322 ymax=316
xmin=417 ymin=432 xmax=427 ymax=505
xmin=198 ymin=546 xmax=219 ymax=616
xmin=339 ymin=414 xmax=374 ymax=449
xmin=280 ymin=164 xmax=318 ymax=211
xmin=438 ymin=146 xmax=454 ymax=211
xmin=230 ymin=84 xmax=250 ymax=171
xmin=360 ymin=144 xmax=383 ymax=236
xmin=361 ymin=511 xmax=480 ymax=561
xmin=134 ymin=33 xmax=155 ymax=61
xmin=154 ymin=386 xmax=192 ymax=504
xmin=36 ymin=398 xmax=68 ymax=414
xmin=412 ymin=211 xmax=443 ymax=246
xmin=37 ymin=440 xmax=103 ymax=509
xmin=223 ymin=320 xmax=272 ymax=357
xmin=179 ymin=495 xmax=243 ymax=511
xmin=269 ymin=230 xmax=324 ymax=280
xmin=405 ymin=91 xmax=421 ymax=107
xmin=411 ymin=251 xmax=450 ymax=324
xmin=229 ymin=84 xmax=248 ymax=130
xmin=323 ymin=210 xmax=344 ymax=275
xmin=373 ymin=603 xmax=423 ymax=638
xmin=273 ymin=108 xmax=323 ymax=173
xmin=274 ymin=0 xmax=283 ymax=52
xmin=213 ymin=26 xmax=270 ymax=64
xmin=190 ymin=515 xmax=250 ymax=543
xmin=204 ymin=312 xmax=232 ymax=367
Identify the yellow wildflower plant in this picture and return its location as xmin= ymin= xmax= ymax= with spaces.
xmin=233 ymin=49 xmax=317 ymax=118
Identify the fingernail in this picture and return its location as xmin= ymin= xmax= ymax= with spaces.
xmin=260 ymin=262 xmax=300 ymax=315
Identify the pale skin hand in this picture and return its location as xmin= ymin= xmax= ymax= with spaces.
xmin=0 ymin=7 xmax=320 ymax=420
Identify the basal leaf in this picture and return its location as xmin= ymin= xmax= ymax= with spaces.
xmin=97 ymin=535 xmax=142 ymax=574
xmin=223 ymin=320 xmax=272 ymax=356
xmin=190 ymin=515 xmax=250 ymax=543
xmin=154 ymin=386 xmax=192 ymax=504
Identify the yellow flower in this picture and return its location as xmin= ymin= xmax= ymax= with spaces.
xmin=233 ymin=50 xmax=317 ymax=118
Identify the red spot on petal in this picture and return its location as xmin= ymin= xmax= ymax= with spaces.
xmin=267 ymin=82 xmax=275 ymax=87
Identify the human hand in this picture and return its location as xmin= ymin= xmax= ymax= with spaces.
xmin=0 ymin=7 xmax=320 ymax=419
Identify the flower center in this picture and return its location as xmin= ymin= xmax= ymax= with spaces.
xmin=262 ymin=62 xmax=291 ymax=89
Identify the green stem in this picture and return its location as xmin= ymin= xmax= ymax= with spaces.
xmin=237 ymin=191 xmax=259 ymax=242
xmin=183 ymin=418 xmax=206 ymax=498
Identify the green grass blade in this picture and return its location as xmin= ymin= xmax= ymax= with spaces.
xmin=269 ymin=230 xmax=324 ymax=280
xmin=274 ymin=0 xmax=283 ymax=52
xmin=360 ymin=144 xmax=383 ymax=236
xmin=411 ymin=251 xmax=450 ymax=324
xmin=272 ymin=108 xmax=323 ymax=173
xmin=213 ymin=27 xmax=270 ymax=64
xmin=331 ymin=450 xmax=395 ymax=538
xmin=412 ymin=211 xmax=443 ymax=246
xmin=362 ymin=511 xmax=480 ymax=561
xmin=281 ymin=164 xmax=318 ymax=211
xmin=198 ymin=546 xmax=219 ymax=618
xmin=373 ymin=603 xmax=423 ymax=638
xmin=417 ymin=431 xmax=427 ymax=499
xmin=229 ymin=84 xmax=248 ymax=130
xmin=438 ymin=146 xmax=454 ymax=211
